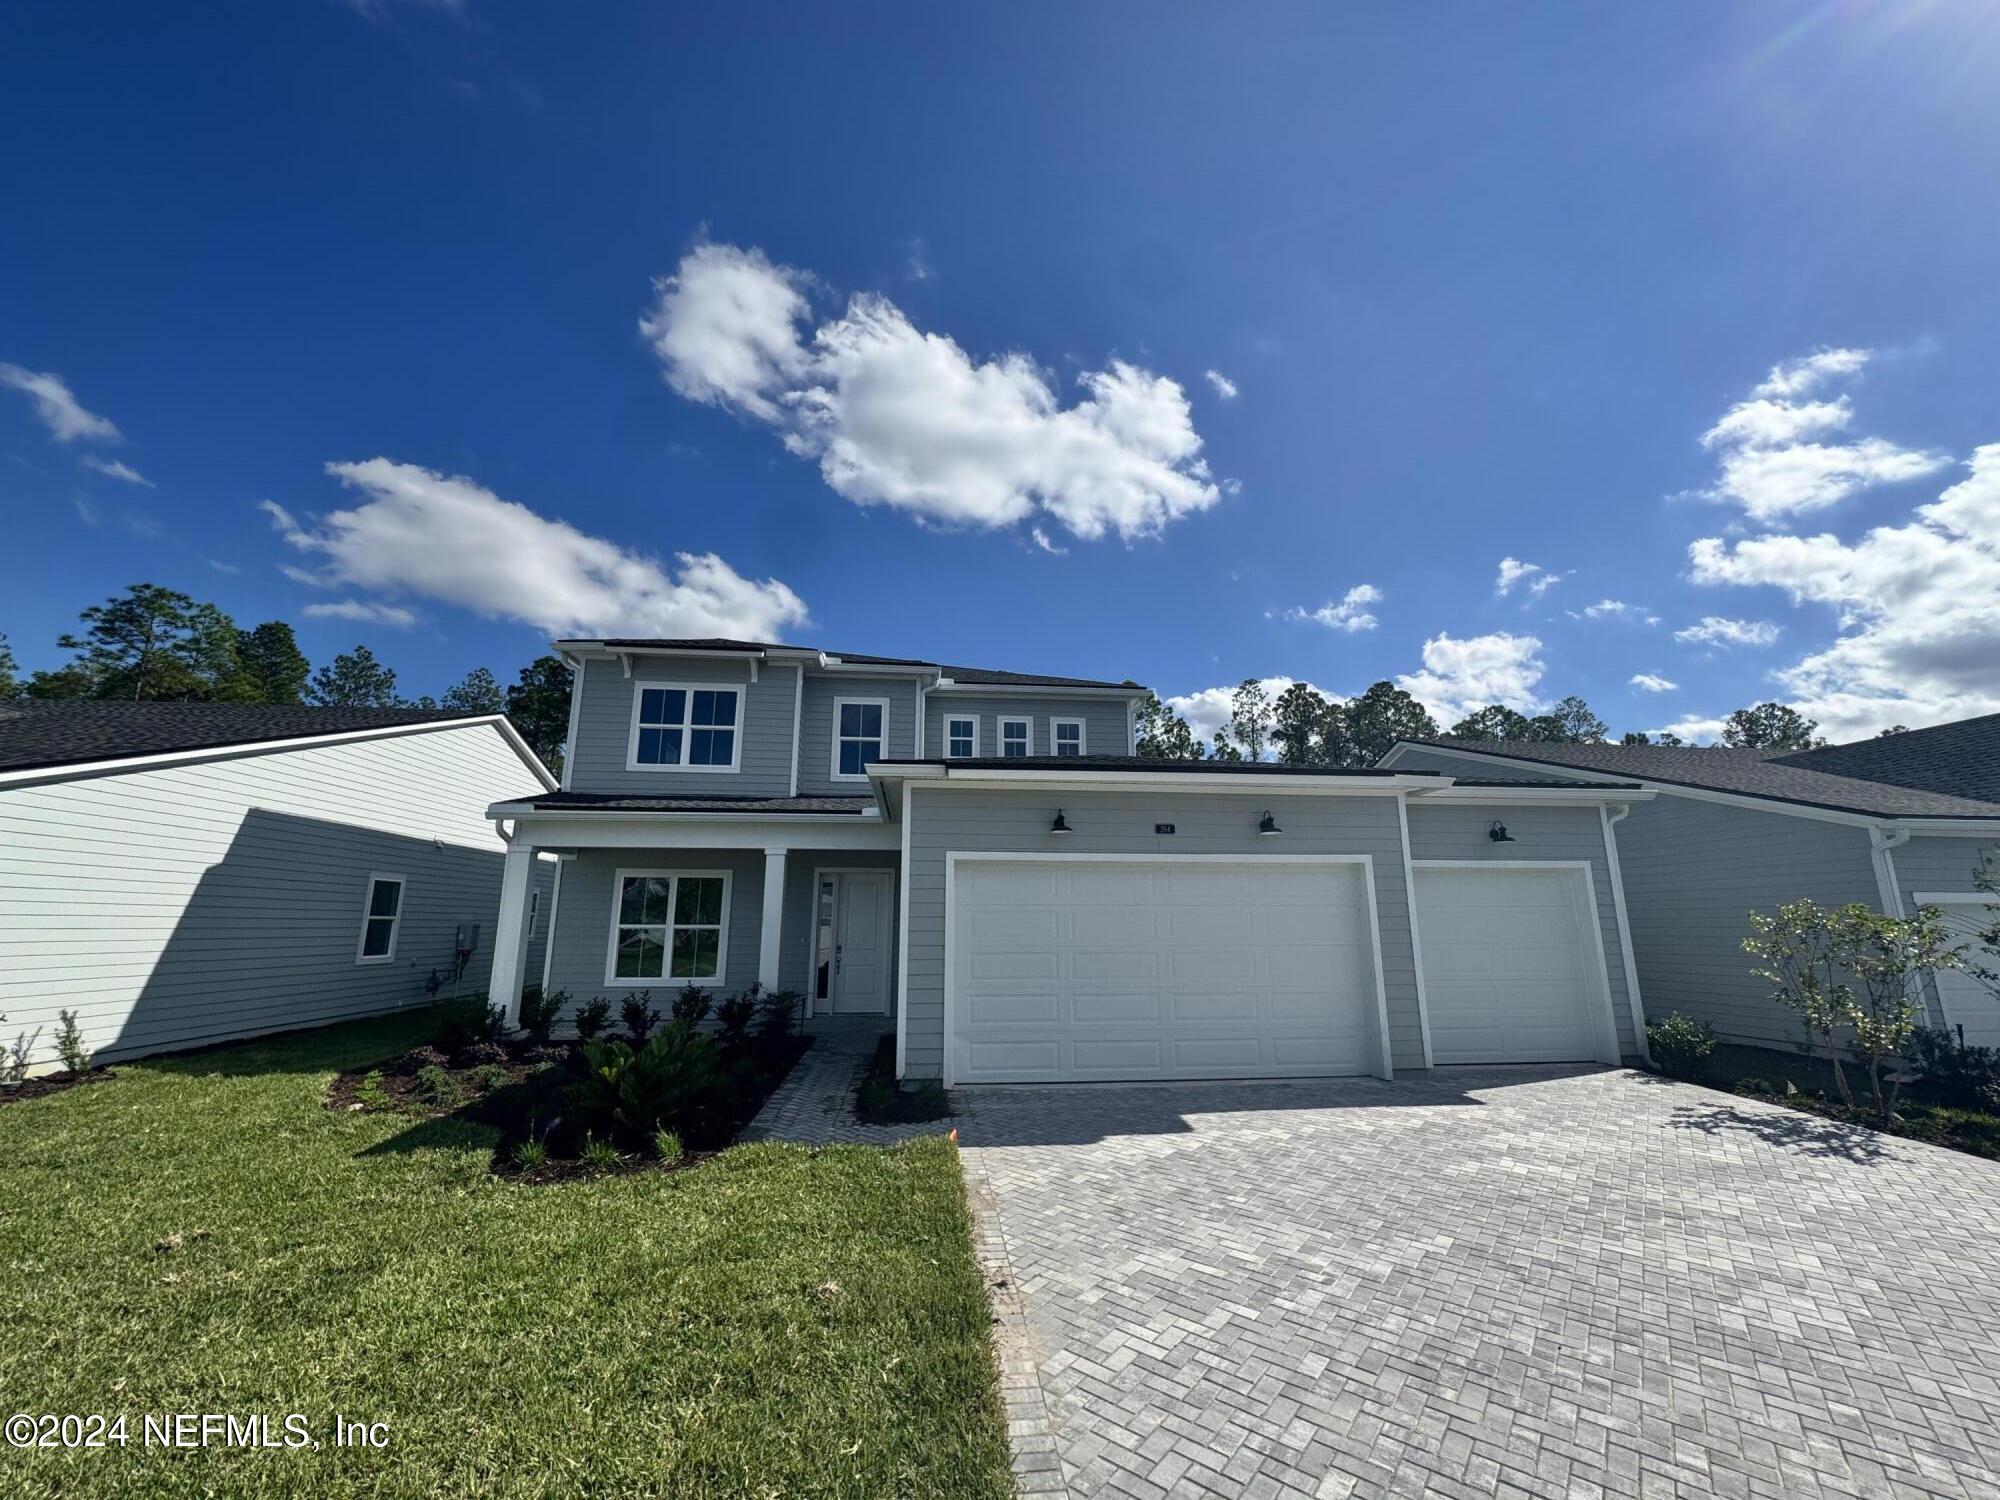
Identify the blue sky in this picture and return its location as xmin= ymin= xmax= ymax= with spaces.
xmin=4 ymin=2 xmax=1998 ymax=742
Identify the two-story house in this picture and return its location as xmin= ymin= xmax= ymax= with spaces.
xmin=486 ymin=637 xmax=1658 ymax=1084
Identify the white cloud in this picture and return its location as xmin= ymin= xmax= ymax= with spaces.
xmin=1494 ymin=556 xmax=1562 ymax=598
xmin=1647 ymin=715 xmax=1728 ymax=745
xmin=265 ymin=458 xmax=811 ymax=640
xmin=1698 ymin=347 xmax=1946 ymax=521
xmin=640 ymin=242 xmax=1223 ymax=542
xmin=303 ymin=599 xmax=419 ymax=628
xmin=1203 ymin=369 xmax=1239 ymax=400
xmin=81 ymin=456 xmax=153 ymax=487
xmin=1687 ymin=444 xmax=2000 ymax=737
xmin=1395 ymin=632 xmax=1546 ymax=722
xmin=1673 ymin=615 xmax=1780 ymax=648
xmin=1629 ymin=673 xmax=1678 ymax=693
xmin=1286 ymin=583 xmax=1381 ymax=634
xmin=1578 ymin=598 xmax=1638 ymax=619
xmin=1029 ymin=526 xmax=1067 ymax=556
xmin=906 ymin=238 xmax=935 ymax=283
xmin=0 ymin=363 xmax=121 ymax=444
xmin=1165 ymin=676 xmax=1336 ymax=746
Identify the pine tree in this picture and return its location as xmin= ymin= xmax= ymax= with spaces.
xmin=441 ymin=666 xmax=505 ymax=714
xmin=236 ymin=622 xmax=311 ymax=705
xmin=504 ymin=656 xmax=575 ymax=773
xmin=306 ymin=645 xmax=400 ymax=707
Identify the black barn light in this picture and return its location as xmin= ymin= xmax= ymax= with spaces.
xmin=1258 ymin=810 xmax=1282 ymax=837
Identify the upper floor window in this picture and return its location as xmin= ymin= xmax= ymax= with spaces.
xmin=999 ymin=717 xmax=1031 ymax=758
xmin=946 ymin=716 xmax=978 ymax=758
xmin=356 ymin=874 xmax=404 ymax=964
xmin=629 ymin=685 xmax=740 ymax=771
xmin=833 ymin=698 xmax=888 ymax=779
xmin=1051 ymin=718 xmax=1086 ymax=757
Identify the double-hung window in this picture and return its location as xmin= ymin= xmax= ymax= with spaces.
xmin=356 ymin=875 xmax=404 ymax=963
xmin=833 ymin=698 xmax=887 ymax=779
xmin=945 ymin=716 xmax=978 ymax=758
xmin=630 ymin=685 xmax=740 ymax=770
xmin=1051 ymin=718 xmax=1086 ymax=756
xmin=999 ymin=717 xmax=1031 ymax=758
xmin=609 ymin=871 xmax=730 ymax=985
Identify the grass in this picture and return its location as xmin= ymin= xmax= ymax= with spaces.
xmin=1674 ymin=1039 xmax=2000 ymax=1160
xmin=0 ymin=1012 xmax=1012 ymax=1499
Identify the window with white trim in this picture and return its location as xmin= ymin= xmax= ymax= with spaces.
xmin=833 ymin=698 xmax=887 ymax=779
xmin=1051 ymin=718 xmax=1085 ymax=756
xmin=945 ymin=716 xmax=978 ymax=758
xmin=356 ymin=875 xmax=404 ymax=963
xmin=999 ymin=717 xmax=1030 ymax=757
xmin=629 ymin=685 xmax=740 ymax=770
xmin=609 ymin=871 xmax=729 ymax=984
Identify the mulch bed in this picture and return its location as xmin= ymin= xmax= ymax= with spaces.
xmin=0 ymin=1067 xmax=113 ymax=1106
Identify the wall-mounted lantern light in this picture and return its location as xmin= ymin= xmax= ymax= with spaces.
xmin=1488 ymin=820 xmax=1515 ymax=843
xmin=1258 ymin=810 xmax=1282 ymax=837
xmin=1050 ymin=809 xmax=1072 ymax=835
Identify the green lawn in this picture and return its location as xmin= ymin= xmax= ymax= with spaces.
xmin=0 ymin=1013 xmax=1012 ymax=1499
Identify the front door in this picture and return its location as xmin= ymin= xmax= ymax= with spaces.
xmin=813 ymin=870 xmax=895 ymax=1015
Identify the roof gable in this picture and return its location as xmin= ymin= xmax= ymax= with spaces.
xmin=1773 ymin=714 xmax=2000 ymax=806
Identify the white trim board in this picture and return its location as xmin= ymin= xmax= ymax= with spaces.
xmin=940 ymin=851 xmax=1397 ymax=1086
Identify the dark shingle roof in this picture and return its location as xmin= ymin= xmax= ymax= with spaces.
xmin=0 ymin=701 xmax=497 ymax=775
xmin=570 ymin=638 xmax=1141 ymax=691
xmin=514 ymin=791 xmax=872 ymax=815
xmin=1774 ymin=714 xmax=2000 ymax=806
xmin=1398 ymin=737 xmax=2000 ymax=819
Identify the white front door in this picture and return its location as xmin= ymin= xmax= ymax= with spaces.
xmin=1412 ymin=863 xmax=1617 ymax=1065
xmin=814 ymin=870 xmax=894 ymax=1015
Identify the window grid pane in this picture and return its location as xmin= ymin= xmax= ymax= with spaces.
xmin=1002 ymin=721 xmax=1028 ymax=756
xmin=362 ymin=917 xmax=395 ymax=957
xmin=368 ymin=880 xmax=402 ymax=918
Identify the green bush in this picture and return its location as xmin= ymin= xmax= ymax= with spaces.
xmin=715 ymin=991 xmax=756 ymax=1050
xmin=621 ymin=994 xmax=658 ymax=1044
xmin=1735 ymin=1076 xmax=1776 ymax=1096
xmin=469 ymin=1063 xmax=512 ymax=1095
xmin=565 ymin=1021 xmax=727 ymax=1148
xmin=1646 ymin=1013 xmax=1717 ymax=1079
xmin=55 ymin=1009 xmax=89 ymax=1077
xmin=516 ymin=986 xmax=567 ymax=1045
xmin=670 ymin=985 xmax=713 ymax=1026
xmin=353 ymin=1070 xmax=395 ymax=1111
xmin=1905 ymin=1027 xmax=2000 ymax=1112
xmin=432 ymin=995 xmax=505 ymax=1053
xmin=578 ymin=1135 xmax=622 ymax=1172
xmin=510 ymin=1138 xmax=547 ymax=1171
xmin=652 ymin=1128 xmax=684 ymax=1162
xmin=413 ymin=1064 xmax=461 ymax=1109
xmin=755 ymin=987 xmax=805 ymax=1048
xmin=572 ymin=996 xmax=612 ymax=1041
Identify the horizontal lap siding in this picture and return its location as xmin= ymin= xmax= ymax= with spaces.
xmin=1894 ymin=835 xmax=2000 ymax=1031
xmin=0 ymin=724 xmax=544 ymax=1069
xmin=900 ymin=787 xmax=1423 ymax=1080
xmin=922 ymin=696 xmax=1133 ymax=758
xmin=565 ymin=655 xmax=795 ymax=797
xmin=1405 ymin=802 xmax=1640 ymax=1056
xmin=541 ymin=849 xmax=765 ymax=1007
xmin=796 ymin=675 xmax=919 ymax=796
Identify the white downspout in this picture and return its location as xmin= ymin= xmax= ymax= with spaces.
xmin=1601 ymin=803 xmax=1652 ymax=1066
xmin=1870 ymin=825 xmax=1912 ymax=917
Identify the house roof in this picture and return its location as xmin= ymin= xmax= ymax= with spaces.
xmin=507 ymin=791 xmax=873 ymax=815
xmin=0 ymin=701 xmax=506 ymax=776
xmin=561 ymin=637 xmax=1143 ymax=692
xmin=1773 ymin=713 xmax=2000 ymax=807
xmin=1393 ymin=737 xmax=2000 ymax=820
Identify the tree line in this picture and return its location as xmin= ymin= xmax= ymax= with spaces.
xmin=1134 ymin=678 xmax=1841 ymax=763
xmin=0 ymin=583 xmax=572 ymax=771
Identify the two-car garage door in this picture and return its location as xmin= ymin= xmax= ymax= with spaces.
xmin=949 ymin=858 xmax=1386 ymax=1084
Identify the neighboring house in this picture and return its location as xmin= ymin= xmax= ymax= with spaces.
xmin=1380 ymin=722 xmax=2000 ymax=1049
xmin=486 ymin=637 xmax=1658 ymax=1082
xmin=0 ymin=702 xmax=557 ymax=1072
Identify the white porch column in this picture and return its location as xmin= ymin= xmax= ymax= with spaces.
xmin=489 ymin=843 xmax=537 ymax=1028
xmin=758 ymin=847 xmax=788 ymax=992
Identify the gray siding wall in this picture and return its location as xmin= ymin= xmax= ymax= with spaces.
xmin=541 ymin=848 xmax=767 ymax=1008
xmin=923 ymin=695 xmax=1134 ymax=759
xmin=0 ymin=723 xmax=552 ymax=1070
xmin=900 ymin=787 xmax=1424 ymax=1080
xmin=565 ymin=655 xmax=797 ymax=797
xmin=1404 ymin=801 xmax=1640 ymax=1056
xmin=1894 ymin=834 xmax=2000 ymax=1031
xmin=796 ymin=674 xmax=920 ymax=795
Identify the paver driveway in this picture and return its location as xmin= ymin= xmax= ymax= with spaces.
xmin=956 ymin=1067 xmax=2000 ymax=1500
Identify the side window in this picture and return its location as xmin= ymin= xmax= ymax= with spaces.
xmin=999 ymin=717 xmax=1030 ymax=758
xmin=356 ymin=875 xmax=404 ymax=963
xmin=527 ymin=888 xmax=542 ymax=940
xmin=833 ymin=698 xmax=887 ymax=779
xmin=1051 ymin=718 xmax=1085 ymax=756
xmin=630 ymin=685 xmax=740 ymax=770
xmin=946 ymin=716 xmax=978 ymax=758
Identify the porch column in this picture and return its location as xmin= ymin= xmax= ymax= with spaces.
xmin=758 ymin=847 xmax=788 ymax=992
xmin=490 ymin=843 xmax=537 ymax=1028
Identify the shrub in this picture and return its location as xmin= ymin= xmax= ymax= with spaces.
xmin=517 ymin=985 xmax=567 ymax=1045
xmin=413 ymin=1064 xmax=460 ymax=1108
xmin=432 ymin=994 xmax=505 ymax=1053
xmin=909 ymin=1079 xmax=949 ymax=1115
xmin=55 ymin=1009 xmax=89 ymax=1076
xmin=511 ymin=1139 xmax=548 ymax=1171
xmin=2 ymin=1019 xmax=29 ymax=1090
xmin=1905 ymin=1027 xmax=2000 ymax=1112
xmin=755 ymin=987 xmax=806 ymax=1048
xmin=469 ymin=1063 xmax=512 ymax=1095
xmin=454 ymin=1040 xmax=510 ymax=1069
xmin=354 ymin=1070 xmax=395 ymax=1111
xmin=715 ymin=991 xmax=756 ymax=1050
xmin=621 ymin=994 xmax=658 ymax=1045
xmin=652 ymin=1128 xmax=684 ymax=1162
xmin=1645 ymin=1014 xmax=1716 ymax=1079
xmin=1735 ymin=1076 xmax=1776 ymax=1096
xmin=857 ymin=1075 xmax=897 ymax=1118
xmin=572 ymin=997 xmax=612 ymax=1041
xmin=394 ymin=1045 xmax=450 ymax=1077
xmin=670 ymin=985 xmax=714 ymax=1026
xmin=579 ymin=1135 xmax=621 ymax=1172
xmin=565 ymin=1022 xmax=726 ymax=1147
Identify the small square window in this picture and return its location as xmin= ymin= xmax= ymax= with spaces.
xmin=1052 ymin=719 xmax=1085 ymax=757
xmin=999 ymin=718 xmax=1030 ymax=758
xmin=946 ymin=717 xmax=977 ymax=758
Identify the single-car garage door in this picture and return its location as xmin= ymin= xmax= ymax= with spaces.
xmin=1412 ymin=863 xmax=1616 ymax=1065
xmin=948 ymin=857 xmax=1387 ymax=1084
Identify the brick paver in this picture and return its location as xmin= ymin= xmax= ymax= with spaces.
xmin=955 ymin=1068 xmax=2000 ymax=1500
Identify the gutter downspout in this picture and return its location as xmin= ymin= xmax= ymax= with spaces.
xmin=1870 ymin=825 xmax=1911 ymax=917
xmin=1602 ymin=803 xmax=1652 ymax=1067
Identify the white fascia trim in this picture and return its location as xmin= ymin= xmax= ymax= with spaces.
xmin=929 ymin=681 xmax=1149 ymax=700
xmin=1407 ymin=786 xmax=1656 ymax=806
xmin=0 ymin=714 xmax=557 ymax=794
xmin=499 ymin=814 xmax=900 ymax=853
xmin=559 ymin=655 xmax=584 ymax=791
xmin=1913 ymin=891 xmax=2000 ymax=905
xmin=874 ymin=766 xmax=1450 ymax=795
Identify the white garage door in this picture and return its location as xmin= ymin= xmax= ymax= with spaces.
xmin=949 ymin=858 xmax=1385 ymax=1084
xmin=1413 ymin=864 xmax=1614 ymax=1065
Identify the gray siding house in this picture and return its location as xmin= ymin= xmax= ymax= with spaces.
xmin=0 ymin=702 xmax=557 ymax=1072
xmin=488 ymin=638 xmax=1657 ymax=1082
xmin=1380 ymin=724 xmax=2000 ymax=1050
